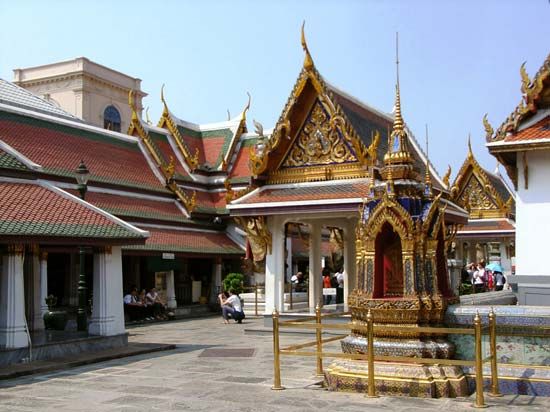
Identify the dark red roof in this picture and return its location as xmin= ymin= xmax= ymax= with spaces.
xmin=0 ymin=182 xmax=144 ymax=241
xmin=67 ymin=190 xmax=189 ymax=223
xmin=458 ymin=219 xmax=515 ymax=234
xmin=0 ymin=111 xmax=166 ymax=192
xmin=148 ymin=131 xmax=188 ymax=179
xmin=237 ymin=182 xmax=370 ymax=204
xmin=229 ymin=139 xmax=255 ymax=181
xmin=124 ymin=227 xmax=242 ymax=255
xmin=504 ymin=117 xmax=550 ymax=142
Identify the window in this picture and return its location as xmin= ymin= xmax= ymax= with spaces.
xmin=103 ymin=105 xmax=121 ymax=132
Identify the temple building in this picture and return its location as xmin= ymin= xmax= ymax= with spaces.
xmin=450 ymin=141 xmax=516 ymax=275
xmin=227 ymin=27 xmax=468 ymax=313
xmin=486 ymin=53 xmax=550 ymax=305
xmin=0 ymin=74 xmax=248 ymax=359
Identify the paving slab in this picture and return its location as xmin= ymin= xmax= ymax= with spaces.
xmin=0 ymin=316 xmax=549 ymax=411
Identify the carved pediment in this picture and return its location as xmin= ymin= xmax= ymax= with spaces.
xmin=457 ymin=175 xmax=498 ymax=211
xmin=281 ymin=99 xmax=358 ymax=168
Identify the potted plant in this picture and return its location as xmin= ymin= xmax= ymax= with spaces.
xmin=43 ymin=295 xmax=68 ymax=331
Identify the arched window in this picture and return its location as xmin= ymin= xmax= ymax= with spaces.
xmin=104 ymin=105 xmax=121 ymax=132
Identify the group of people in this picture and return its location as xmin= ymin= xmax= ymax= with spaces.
xmin=323 ymin=268 xmax=344 ymax=304
xmin=462 ymin=260 xmax=508 ymax=293
xmin=218 ymin=289 xmax=245 ymax=324
xmin=123 ymin=287 xmax=170 ymax=321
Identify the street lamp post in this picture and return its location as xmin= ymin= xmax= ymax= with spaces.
xmin=75 ymin=160 xmax=90 ymax=332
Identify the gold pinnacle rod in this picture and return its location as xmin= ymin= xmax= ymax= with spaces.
xmin=366 ymin=309 xmax=378 ymax=398
xmin=473 ymin=312 xmax=487 ymax=408
xmin=271 ymin=310 xmax=285 ymax=390
xmin=488 ymin=308 xmax=502 ymax=397
xmin=315 ymin=304 xmax=323 ymax=377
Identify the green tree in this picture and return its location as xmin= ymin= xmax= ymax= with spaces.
xmin=223 ymin=273 xmax=244 ymax=294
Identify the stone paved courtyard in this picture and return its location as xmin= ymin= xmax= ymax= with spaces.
xmin=0 ymin=316 xmax=549 ymax=411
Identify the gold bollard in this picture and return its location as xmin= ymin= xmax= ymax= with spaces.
xmin=271 ymin=310 xmax=285 ymax=390
xmin=315 ymin=304 xmax=323 ymax=377
xmin=254 ymin=285 xmax=258 ymax=317
xmin=473 ymin=311 xmax=487 ymax=408
xmin=488 ymin=308 xmax=502 ymax=397
xmin=366 ymin=309 xmax=378 ymax=398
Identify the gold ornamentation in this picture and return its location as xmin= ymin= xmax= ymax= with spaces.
xmin=301 ymin=21 xmax=313 ymax=71
xmin=520 ymin=62 xmax=531 ymax=95
xmin=281 ymin=100 xmax=357 ymax=168
xmin=157 ymin=85 xmax=200 ymax=170
xmin=456 ymin=176 xmax=497 ymax=211
xmin=162 ymin=156 xmax=176 ymax=181
xmin=483 ymin=114 xmax=494 ymax=140
xmin=167 ymin=181 xmax=196 ymax=213
xmin=442 ymin=165 xmax=451 ymax=187
xmin=235 ymin=216 xmax=272 ymax=261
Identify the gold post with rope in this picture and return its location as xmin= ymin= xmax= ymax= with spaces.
xmin=271 ymin=310 xmax=284 ymax=390
xmin=315 ymin=303 xmax=323 ymax=376
xmin=473 ymin=311 xmax=487 ymax=408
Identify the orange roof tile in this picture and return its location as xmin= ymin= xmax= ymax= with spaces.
xmin=505 ymin=116 xmax=550 ymax=142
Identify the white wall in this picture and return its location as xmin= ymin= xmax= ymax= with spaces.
xmin=516 ymin=150 xmax=550 ymax=277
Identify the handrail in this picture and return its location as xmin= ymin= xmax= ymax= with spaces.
xmin=271 ymin=307 xmax=500 ymax=408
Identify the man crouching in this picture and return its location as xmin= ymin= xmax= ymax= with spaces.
xmin=218 ymin=289 xmax=245 ymax=324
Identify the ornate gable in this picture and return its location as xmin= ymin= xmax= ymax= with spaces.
xmin=249 ymin=24 xmax=378 ymax=185
xmin=280 ymin=98 xmax=359 ymax=168
xmin=451 ymin=140 xmax=513 ymax=219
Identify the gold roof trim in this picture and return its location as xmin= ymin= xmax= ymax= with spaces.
xmin=249 ymin=27 xmax=374 ymax=178
xmin=489 ymin=53 xmax=550 ymax=141
xmin=450 ymin=139 xmax=511 ymax=219
xmin=127 ymin=90 xmax=196 ymax=214
xmin=157 ymin=84 xmax=200 ymax=170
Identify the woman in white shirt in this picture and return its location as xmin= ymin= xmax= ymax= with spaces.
xmin=218 ymin=289 xmax=244 ymax=324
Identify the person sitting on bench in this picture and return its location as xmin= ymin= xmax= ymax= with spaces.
xmin=218 ymin=289 xmax=245 ymax=324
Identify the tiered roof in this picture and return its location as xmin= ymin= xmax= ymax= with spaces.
xmin=486 ymin=53 xmax=550 ymax=188
xmin=0 ymin=180 xmax=147 ymax=244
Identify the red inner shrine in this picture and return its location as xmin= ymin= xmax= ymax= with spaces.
xmin=374 ymin=222 xmax=404 ymax=298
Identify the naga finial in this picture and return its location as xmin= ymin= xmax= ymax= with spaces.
xmin=467 ymin=133 xmax=473 ymax=157
xmin=520 ymin=62 xmax=531 ymax=95
xmin=301 ymin=21 xmax=314 ymax=71
xmin=241 ymin=91 xmax=251 ymax=121
xmin=443 ymin=165 xmax=452 ymax=187
xmin=483 ymin=114 xmax=494 ymax=139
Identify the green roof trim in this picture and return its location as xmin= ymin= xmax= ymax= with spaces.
xmin=0 ymin=221 xmax=143 ymax=238
xmin=123 ymin=243 xmax=242 ymax=254
xmin=0 ymin=150 xmax=29 ymax=171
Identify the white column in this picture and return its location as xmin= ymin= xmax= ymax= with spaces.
xmin=166 ymin=270 xmax=177 ymax=309
xmin=286 ymin=236 xmax=293 ymax=283
xmin=27 ymin=246 xmax=44 ymax=331
xmin=309 ymin=223 xmax=322 ymax=309
xmin=211 ymin=258 xmax=222 ymax=304
xmin=265 ymin=215 xmax=285 ymax=314
xmin=89 ymin=246 xmax=125 ymax=336
xmin=39 ymin=252 xmax=49 ymax=318
xmin=0 ymin=245 xmax=28 ymax=349
xmin=343 ymin=221 xmax=357 ymax=310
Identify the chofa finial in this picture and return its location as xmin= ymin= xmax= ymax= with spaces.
xmin=301 ymin=21 xmax=314 ymax=71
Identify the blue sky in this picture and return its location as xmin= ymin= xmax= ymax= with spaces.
xmin=0 ymin=0 xmax=548 ymax=177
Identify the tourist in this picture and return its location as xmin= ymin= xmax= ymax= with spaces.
xmin=218 ymin=289 xmax=245 ymax=324
xmin=138 ymin=289 xmax=154 ymax=320
xmin=146 ymin=287 xmax=167 ymax=320
xmin=335 ymin=268 xmax=344 ymax=304
xmin=323 ymin=268 xmax=332 ymax=305
xmin=123 ymin=287 xmax=147 ymax=321
xmin=472 ymin=262 xmax=485 ymax=293
xmin=494 ymin=271 xmax=506 ymax=291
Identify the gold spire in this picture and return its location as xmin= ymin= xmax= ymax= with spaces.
xmin=467 ymin=133 xmax=473 ymax=158
xmin=301 ymin=21 xmax=314 ymax=71
xmin=424 ymin=124 xmax=433 ymax=198
xmin=384 ymin=32 xmax=412 ymax=166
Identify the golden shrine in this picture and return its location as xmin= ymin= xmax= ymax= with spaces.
xmin=324 ymin=37 xmax=468 ymax=398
